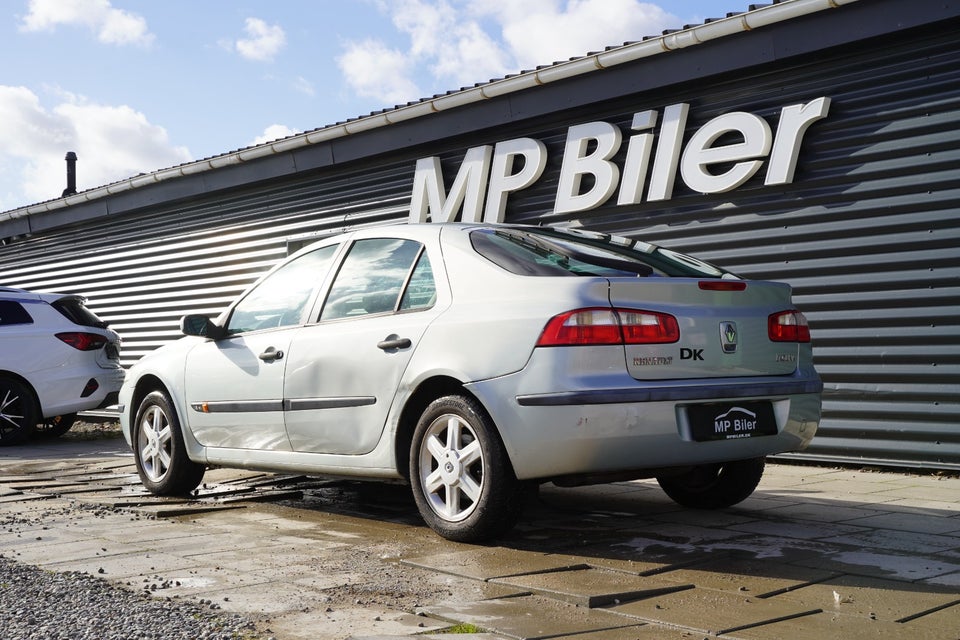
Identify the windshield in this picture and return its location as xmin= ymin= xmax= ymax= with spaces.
xmin=470 ymin=226 xmax=736 ymax=278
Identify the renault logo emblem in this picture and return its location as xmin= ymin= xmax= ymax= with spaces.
xmin=720 ymin=321 xmax=738 ymax=353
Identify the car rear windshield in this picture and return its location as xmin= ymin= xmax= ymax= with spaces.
xmin=470 ymin=227 xmax=735 ymax=278
xmin=52 ymin=298 xmax=109 ymax=329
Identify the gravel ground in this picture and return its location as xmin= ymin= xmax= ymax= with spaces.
xmin=0 ymin=556 xmax=266 ymax=640
xmin=2 ymin=420 xmax=273 ymax=640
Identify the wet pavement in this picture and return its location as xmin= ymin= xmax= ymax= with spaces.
xmin=1 ymin=435 xmax=959 ymax=640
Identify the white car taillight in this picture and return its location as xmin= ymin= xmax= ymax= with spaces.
xmin=56 ymin=332 xmax=108 ymax=351
xmin=768 ymin=310 xmax=811 ymax=343
xmin=537 ymin=307 xmax=679 ymax=346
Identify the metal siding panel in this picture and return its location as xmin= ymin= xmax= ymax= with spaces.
xmin=0 ymin=163 xmax=413 ymax=367
xmin=0 ymin=14 xmax=958 ymax=468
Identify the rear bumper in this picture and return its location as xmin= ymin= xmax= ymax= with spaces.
xmin=468 ymin=368 xmax=822 ymax=481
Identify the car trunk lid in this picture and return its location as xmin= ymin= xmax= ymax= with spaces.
xmin=610 ymin=278 xmax=801 ymax=381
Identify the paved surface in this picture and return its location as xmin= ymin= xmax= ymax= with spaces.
xmin=2 ymin=435 xmax=960 ymax=640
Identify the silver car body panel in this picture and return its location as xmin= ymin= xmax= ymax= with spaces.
xmin=119 ymin=223 xmax=821 ymax=482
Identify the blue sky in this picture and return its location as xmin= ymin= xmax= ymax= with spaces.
xmin=0 ymin=0 xmax=744 ymax=213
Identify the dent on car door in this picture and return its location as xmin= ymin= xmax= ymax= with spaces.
xmin=283 ymin=238 xmax=439 ymax=454
xmin=183 ymin=245 xmax=338 ymax=450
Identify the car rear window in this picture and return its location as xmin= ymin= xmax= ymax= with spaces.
xmin=470 ymin=227 xmax=735 ymax=278
xmin=0 ymin=300 xmax=33 ymax=326
xmin=52 ymin=298 xmax=109 ymax=329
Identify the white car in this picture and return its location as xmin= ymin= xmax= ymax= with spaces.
xmin=119 ymin=223 xmax=821 ymax=542
xmin=0 ymin=288 xmax=125 ymax=445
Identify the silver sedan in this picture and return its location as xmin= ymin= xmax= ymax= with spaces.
xmin=119 ymin=223 xmax=821 ymax=541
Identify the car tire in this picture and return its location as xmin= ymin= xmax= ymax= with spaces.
xmin=34 ymin=413 xmax=77 ymax=439
xmin=410 ymin=394 xmax=524 ymax=542
xmin=133 ymin=390 xmax=205 ymax=495
xmin=657 ymin=458 xmax=765 ymax=509
xmin=0 ymin=377 xmax=38 ymax=446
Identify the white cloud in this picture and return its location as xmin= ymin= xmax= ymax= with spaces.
xmin=337 ymin=0 xmax=676 ymax=106
xmin=235 ymin=17 xmax=286 ymax=62
xmin=293 ymin=76 xmax=316 ymax=97
xmin=19 ymin=0 xmax=154 ymax=47
xmin=491 ymin=0 xmax=674 ymax=69
xmin=250 ymin=124 xmax=301 ymax=146
xmin=337 ymin=39 xmax=422 ymax=105
xmin=0 ymin=86 xmax=191 ymax=209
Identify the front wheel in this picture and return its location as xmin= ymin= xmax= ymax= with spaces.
xmin=133 ymin=390 xmax=205 ymax=495
xmin=410 ymin=395 xmax=524 ymax=542
xmin=0 ymin=378 xmax=38 ymax=446
xmin=657 ymin=458 xmax=765 ymax=509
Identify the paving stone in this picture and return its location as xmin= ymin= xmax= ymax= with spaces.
xmin=792 ymin=548 xmax=960 ymax=582
xmin=3 ymin=536 xmax=151 ymax=567
xmin=608 ymin=586 xmax=820 ymax=635
xmin=842 ymin=512 xmax=960 ymax=535
xmin=763 ymin=501 xmax=888 ymax=523
xmin=901 ymin=602 xmax=960 ymax=636
xmin=726 ymin=610 xmax=955 ymax=640
xmin=4 ymin=440 xmax=960 ymax=640
xmin=422 ymin=594 xmax=637 ymax=640
xmin=550 ymin=624 xmax=718 ymax=639
xmin=51 ymin=549 xmax=205 ymax=580
xmin=491 ymin=566 xmax=692 ymax=607
xmin=820 ymin=528 xmax=960 ymax=554
xmin=729 ymin=518 xmax=868 ymax=541
xmin=774 ymin=574 xmax=960 ymax=622
xmin=655 ymin=556 xmax=840 ymax=597
xmin=402 ymin=547 xmax=588 ymax=581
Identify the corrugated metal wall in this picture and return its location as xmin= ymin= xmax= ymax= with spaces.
xmin=0 ymin=19 xmax=957 ymax=468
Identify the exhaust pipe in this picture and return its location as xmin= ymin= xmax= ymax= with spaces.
xmin=62 ymin=151 xmax=77 ymax=197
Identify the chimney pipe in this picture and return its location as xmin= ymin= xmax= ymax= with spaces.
xmin=62 ymin=151 xmax=77 ymax=197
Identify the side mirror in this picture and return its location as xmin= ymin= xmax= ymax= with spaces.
xmin=180 ymin=314 xmax=224 ymax=339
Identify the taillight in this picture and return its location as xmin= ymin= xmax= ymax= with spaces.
xmin=56 ymin=332 xmax=108 ymax=351
xmin=699 ymin=280 xmax=747 ymax=291
xmin=768 ymin=310 xmax=811 ymax=343
xmin=537 ymin=308 xmax=679 ymax=346
xmin=618 ymin=310 xmax=680 ymax=344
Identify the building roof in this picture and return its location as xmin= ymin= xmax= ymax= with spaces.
xmin=0 ymin=0 xmax=856 ymax=230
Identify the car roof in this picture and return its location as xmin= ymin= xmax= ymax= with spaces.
xmin=0 ymin=287 xmax=76 ymax=304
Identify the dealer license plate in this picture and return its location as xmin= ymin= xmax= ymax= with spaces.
xmin=687 ymin=401 xmax=778 ymax=442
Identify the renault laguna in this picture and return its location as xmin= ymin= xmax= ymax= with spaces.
xmin=119 ymin=223 xmax=821 ymax=542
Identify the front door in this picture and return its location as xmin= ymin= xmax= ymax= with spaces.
xmin=183 ymin=243 xmax=339 ymax=450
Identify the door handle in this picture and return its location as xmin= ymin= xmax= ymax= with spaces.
xmin=258 ymin=347 xmax=284 ymax=362
xmin=377 ymin=336 xmax=412 ymax=351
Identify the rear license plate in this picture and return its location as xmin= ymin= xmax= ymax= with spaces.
xmin=687 ymin=401 xmax=777 ymax=442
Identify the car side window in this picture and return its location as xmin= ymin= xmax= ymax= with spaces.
xmin=321 ymin=238 xmax=425 ymax=321
xmin=399 ymin=251 xmax=436 ymax=311
xmin=226 ymin=244 xmax=337 ymax=335
xmin=0 ymin=301 xmax=33 ymax=326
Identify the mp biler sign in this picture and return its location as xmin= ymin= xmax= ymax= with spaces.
xmin=410 ymin=97 xmax=830 ymax=223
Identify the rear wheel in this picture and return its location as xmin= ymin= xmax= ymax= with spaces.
xmin=410 ymin=395 xmax=524 ymax=542
xmin=34 ymin=413 xmax=77 ymax=439
xmin=133 ymin=390 xmax=205 ymax=495
xmin=0 ymin=378 xmax=38 ymax=446
xmin=657 ymin=458 xmax=765 ymax=509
